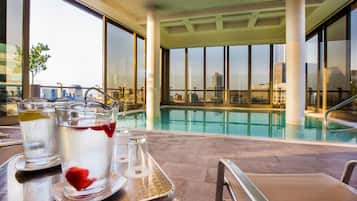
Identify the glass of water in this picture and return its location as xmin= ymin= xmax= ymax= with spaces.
xmin=127 ymin=135 xmax=149 ymax=178
xmin=56 ymin=102 xmax=116 ymax=199
xmin=17 ymin=99 xmax=59 ymax=166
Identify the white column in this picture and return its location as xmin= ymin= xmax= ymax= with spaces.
xmin=146 ymin=8 xmax=161 ymax=129
xmin=285 ymin=0 xmax=306 ymax=125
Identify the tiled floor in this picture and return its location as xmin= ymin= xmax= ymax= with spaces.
xmin=145 ymin=133 xmax=357 ymax=201
xmin=1 ymin=127 xmax=357 ymax=201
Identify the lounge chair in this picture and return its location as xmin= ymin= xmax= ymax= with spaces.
xmin=216 ymin=159 xmax=357 ymax=201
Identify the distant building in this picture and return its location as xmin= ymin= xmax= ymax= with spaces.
xmin=271 ymin=62 xmax=287 ymax=105
xmin=42 ymin=88 xmax=57 ymax=100
xmin=188 ymin=92 xmax=199 ymax=103
xmin=207 ymin=72 xmax=224 ymax=102
xmin=273 ymin=62 xmax=286 ymax=86
xmin=69 ymin=85 xmax=83 ymax=100
xmin=174 ymin=93 xmax=183 ymax=102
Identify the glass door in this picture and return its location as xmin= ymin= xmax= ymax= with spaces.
xmin=0 ymin=0 xmax=27 ymax=125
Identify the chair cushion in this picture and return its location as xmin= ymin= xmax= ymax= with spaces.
xmin=230 ymin=173 xmax=357 ymax=201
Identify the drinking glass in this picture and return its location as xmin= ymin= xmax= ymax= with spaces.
xmin=114 ymin=102 xmax=130 ymax=163
xmin=56 ymin=102 xmax=116 ymax=199
xmin=127 ymin=135 xmax=149 ymax=178
xmin=113 ymin=131 xmax=130 ymax=164
xmin=17 ymin=99 xmax=59 ymax=166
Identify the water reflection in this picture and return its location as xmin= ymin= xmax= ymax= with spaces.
xmin=118 ymin=108 xmax=357 ymax=144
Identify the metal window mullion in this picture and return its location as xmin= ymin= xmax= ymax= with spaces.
xmin=165 ymin=49 xmax=170 ymax=104
xmin=346 ymin=7 xmax=351 ymax=96
xmin=269 ymin=44 xmax=273 ymax=106
xmin=317 ymin=31 xmax=322 ymax=111
xmin=248 ymin=45 xmax=252 ymax=105
xmin=185 ymin=48 xmax=188 ymax=104
xmin=203 ymin=47 xmax=207 ymax=102
xmin=227 ymin=46 xmax=230 ymax=105
xmin=323 ymin=26 xmax=328 ymax=111
xmin=223 ymin=46 xmax=227 ymax=105
xmin=22 ymin=0 xmax=30 ymax=99
xmin=133 ymin=33 xmax=137 ymax=104
xmin=305 ymin=59 xmax=308 ymax=110
xmin=144 ymin=38 xmax=147 ymax=104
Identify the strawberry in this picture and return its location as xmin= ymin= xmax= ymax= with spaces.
xmin=102 ymin=122 xmax=116 ymax=138
xmin=65 ymin=167 xmax=96 ymax=191
xmin=73 ymin=122 xmax=116 ymax=138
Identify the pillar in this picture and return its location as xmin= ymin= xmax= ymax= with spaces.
xmin=146 ymin=7 xmax=161 ymax=129
xmin=285 ymin=0 xmax=306 ymax=125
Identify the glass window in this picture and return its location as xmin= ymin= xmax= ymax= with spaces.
xmin=306 ymin=35 xmax=318 ymax=106
xmin=229 ymin=46 xmax=248 ymax=104
xmin=251 ymin=44 xmax=270 ymax=104
xmin=30 ymin=0 xmax=102 ymax=101
xmin=0 ymin=0 xmax=24 ymax=120
xmin=206 ymin=47 xmax=224 ymax=104
xmin=107 ymin=22 xmax=134 ymax=104
xmin=272 ymin=44 xmax=285 ymax=106
xmin=351 ymin=3 xmax=357 ymax=95
xmin=319 ymin=31 xmax=324 ymax=108
xmin=169 ymin=48 xmax=185 ymax=103
xmin=137 ymin=37 xmax=145 ymax=104
xmin=187 ymin=48 xmax=203 ymax=104
xmin=326 ymin=15 xmax=349 ymax=106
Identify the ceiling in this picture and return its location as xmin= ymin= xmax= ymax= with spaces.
xmin=77 ymin=0 xmax=352 ymax=48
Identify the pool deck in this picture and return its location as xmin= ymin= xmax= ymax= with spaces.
xmin=146 ymin=131 xmax=357 ymax=201
xmin=1 ymin=127 xmax=357 ymax=201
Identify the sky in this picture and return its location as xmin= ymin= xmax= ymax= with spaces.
xmin=30 ymin=0 xmax=103 ymax=87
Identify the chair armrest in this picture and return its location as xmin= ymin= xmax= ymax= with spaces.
xmin=341 ymin=160 xmax=357 ymax=185
xmin=215 ymin=159 xmax=269 ymax=201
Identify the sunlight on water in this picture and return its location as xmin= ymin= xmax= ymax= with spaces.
xmin=117 ymin=108 xmax=357 ymax=144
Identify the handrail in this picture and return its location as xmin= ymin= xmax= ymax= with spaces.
xmin=324 ymin=94 xmax=357 ymax=132
xmin=216 ymin=159 xmax=269 ymax=201
xmin=341 ymin=160 xmax=357 ymax=185
xmin=84 ymin=87 xmax=119 ymax=109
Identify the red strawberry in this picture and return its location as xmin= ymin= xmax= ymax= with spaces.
xmin=89 ymin=122 xmax=115 ymax=138
xmin=74 ymin=122 xmax=116 ymax=138
xmin=65 ymin=167 xmax=96 ymax=191
xmin=103 ymin=122 xmax=116 ymax=138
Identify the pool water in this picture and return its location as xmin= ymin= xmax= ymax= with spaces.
xmin=118 ymin=108 xmax=357 ymax=144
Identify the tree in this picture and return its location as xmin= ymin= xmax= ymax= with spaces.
xmin=29 ymin=43 xmax=51 ymax=84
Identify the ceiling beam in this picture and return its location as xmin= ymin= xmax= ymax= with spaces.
xmin=216 ymin=16 xmax=223 ymax=31
xmin=248 ymin=12 xmax=259 ymax=28
xmin=183 ymin=19 xmax=194 ymax=32
xmin=138 ymin=0 xmax=324 ymax=23
xmin=164 ymin=26 xmax=285 ymax=48
xmin=161 ymin=21 xmax=183 ymax=27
